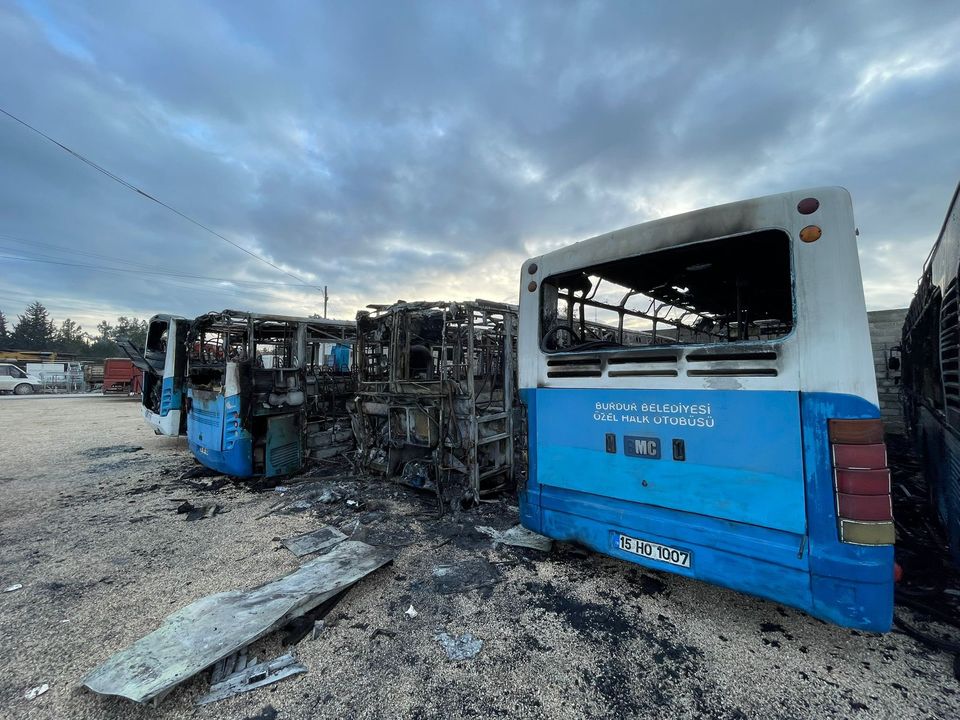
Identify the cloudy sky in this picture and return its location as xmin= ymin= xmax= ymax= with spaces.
xmin=1 ymin=1 xmax=958 ymax=332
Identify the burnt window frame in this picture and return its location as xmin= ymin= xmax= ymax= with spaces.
xmin=538 ymin=228 xmax=797 ymax=354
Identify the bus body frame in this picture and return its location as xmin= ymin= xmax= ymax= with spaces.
xmin=185 ymin=310 xmax=356 ymax=479
xmin=518 ymin=187 xmax=893 ymax=631
xmin=900 ymin=181 xmax=960 ymax=564
xmin=350 ymin=300 xmax=520 ymax=507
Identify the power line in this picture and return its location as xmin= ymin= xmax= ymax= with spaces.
xmin=0 ymin=240 xmax=312 ymax=287
xmin=0 ymin=254 xmax=314 ymax=305
xmin=0 ymin=106 xmax=325 ymax=292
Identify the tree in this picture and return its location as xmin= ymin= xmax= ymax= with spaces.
xmin=56 ymin=318 xmax=87 ymax=354
xmin=0 ymin=309 xmax=8 ymax=348
xmin=111 ymin=316 xmax=148 ymax=351
xmin=11 ymin=301 xmax=55 ymax=350
xmin=96 ymin=320 xmax=113 ymax=341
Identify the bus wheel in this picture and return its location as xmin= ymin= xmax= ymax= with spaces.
xmin=14 ymin=383 xmax=35 ymax=395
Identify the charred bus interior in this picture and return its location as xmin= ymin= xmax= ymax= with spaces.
xmin=540 ymin=229 xmax=793 ymax=353
xmin=350 ymin=300 xmax=520 ymax=508
xmin=186 ymin=311 xmax=356 ymax=477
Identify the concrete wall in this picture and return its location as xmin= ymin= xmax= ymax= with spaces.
xmin=868 ymin=309 xmax=907 ymax=434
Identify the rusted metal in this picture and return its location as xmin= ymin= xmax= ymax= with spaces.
xmin=349 ymin=300 xmax=520 ymax=508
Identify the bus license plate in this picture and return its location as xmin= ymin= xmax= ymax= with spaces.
xmin=618 ymin=534 xmax=691 ymax=568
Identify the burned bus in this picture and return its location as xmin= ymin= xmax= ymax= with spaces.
xmin=518 ymin=187 xmax=894 ymax=631
xmin=901 ymin=181 xmax=960 ymax=565
xmin=185 ymin=311 xmax=356 ymax=478
xmin=350 ymin=300 xmax=520 ymax=508
xmin=117 ymin=314 xmax=190 ymax=436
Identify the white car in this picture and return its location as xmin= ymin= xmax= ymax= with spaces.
xmin=0 ymin=363 xmax=42 ymax=395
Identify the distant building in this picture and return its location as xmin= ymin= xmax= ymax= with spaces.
xmin=868 ymin=309 xmax=907 ymax=434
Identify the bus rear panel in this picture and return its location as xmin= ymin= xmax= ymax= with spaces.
xmin=142 ymin=315 xmax=188 ymax=437
xmin=518 ymin=187 xmax=893 ymax=631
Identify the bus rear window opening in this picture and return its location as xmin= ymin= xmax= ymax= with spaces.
xmin=540 ymin=229 xmax=793 ymax=352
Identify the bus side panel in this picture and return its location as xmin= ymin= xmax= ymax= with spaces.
xmin=187 ymin=390 xmax=253 ymax=477
xmin=519 ymin=388 xmax=542 ymax=532
xmin=160 ymin=375 xmax=183 ymax=415
xmin=801 ymin=392 xmax=893 ymax=632
xmin=916 ymin=405 xmax=960 ymax=564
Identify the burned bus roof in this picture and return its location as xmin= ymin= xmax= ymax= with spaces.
xmin=525 ymin=186 xmax=850 ymax=271
xmin=191 ymin=309 xmax=356 ymax=329
xmin=359 ymin=299 xmax=518 ymax=318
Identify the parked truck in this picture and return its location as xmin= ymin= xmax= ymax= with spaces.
xmin=102 ymin=358 xmax=143 ymax=395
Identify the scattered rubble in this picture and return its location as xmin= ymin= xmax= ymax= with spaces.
xmin=476 ymin=524 xmax=553 ymax=552
xmin=281 ymin=525 xmax=347 ymax=557
xmin=434 ymin=631 xmax=483 ymax=661
xmin=24 ymin=684 xmax=49 ymax=700
xmin=82 ymin=540 xmax=393 ymax=704
xmin=196 ymin=653 xmax=307 ymax=706
xmin=175 ymin=500 xmax=223 ymax=521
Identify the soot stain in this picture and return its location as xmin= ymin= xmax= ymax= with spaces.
xmin=80 ymin=445 xmax=143 ymax=459
xmin=525 ymin=580 xmax=705 ymax=718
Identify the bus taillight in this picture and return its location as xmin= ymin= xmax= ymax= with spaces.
xmin=828 ymin=419 xmax=895 ymax=545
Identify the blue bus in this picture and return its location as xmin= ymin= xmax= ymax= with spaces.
xmin=518 ymin=187 xmax=894 ymax=631
xmin=901 ymin=181 xmax=960 ymax=565
xmin=185 ymin=311 xmax=356 ymax=478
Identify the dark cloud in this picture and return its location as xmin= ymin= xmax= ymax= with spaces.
xmin=1 ymin=0 xmax=958 ymax=331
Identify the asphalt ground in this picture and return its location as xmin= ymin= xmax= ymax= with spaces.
xmin=0 ymin=397 xmax=957 ymax=719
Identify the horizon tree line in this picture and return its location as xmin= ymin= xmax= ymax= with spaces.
xmin=0 ymin=301 xmax=147 ymax=359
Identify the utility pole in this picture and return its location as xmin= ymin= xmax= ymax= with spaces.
xmin=323 ymin=286 xmax=328 ymax=318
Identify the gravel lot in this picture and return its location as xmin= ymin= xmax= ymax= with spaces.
xmin=0 ymin=396 xmax=957 ymax=719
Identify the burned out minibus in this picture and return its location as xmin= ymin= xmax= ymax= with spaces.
xmin=117 ymin=314 xmax=190 ymax=436
xmin=518 ymin=187 xmax=894 ymax=631
xmin=350 ymin=300 xmax=520 ymax=509
xmin=185 ymin=311 xmax=356 ymax=478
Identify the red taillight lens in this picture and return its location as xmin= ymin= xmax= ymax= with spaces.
xmin=832 ymin=444 xmax=887 ymax=469
xmin=836 ymin=493 xmax=893 ymax=521
xmin=829 ymin=418 xmax=895 ymax=545
xmin=834 ymin=468 xmax=891 ymax=494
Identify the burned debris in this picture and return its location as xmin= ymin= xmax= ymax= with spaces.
xmin=82 ymin=540 xmax=392 ymax=705
xmin=349 ymin=300 xmax=522 ymax=509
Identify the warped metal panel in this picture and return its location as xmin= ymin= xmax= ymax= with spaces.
xmin=82 ymin=541 xmax=392 ymax=704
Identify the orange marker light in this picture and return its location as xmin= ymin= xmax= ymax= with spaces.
xmin=800 ymin=225 xmax=822 ymax=243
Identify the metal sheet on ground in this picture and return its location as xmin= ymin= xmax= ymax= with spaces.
xmin=281 ymin=525 xmax=347 ymax=557
xmin=196 ymin=653 xmax=307 ymax=706
xmin=476 ymin=524 xmax=553 ymax=552
xmin=82 ymin=540 xmax=393 ymax=704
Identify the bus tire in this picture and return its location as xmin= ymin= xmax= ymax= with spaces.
xmin=14 ymin=383 xmax=35 ymax=395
